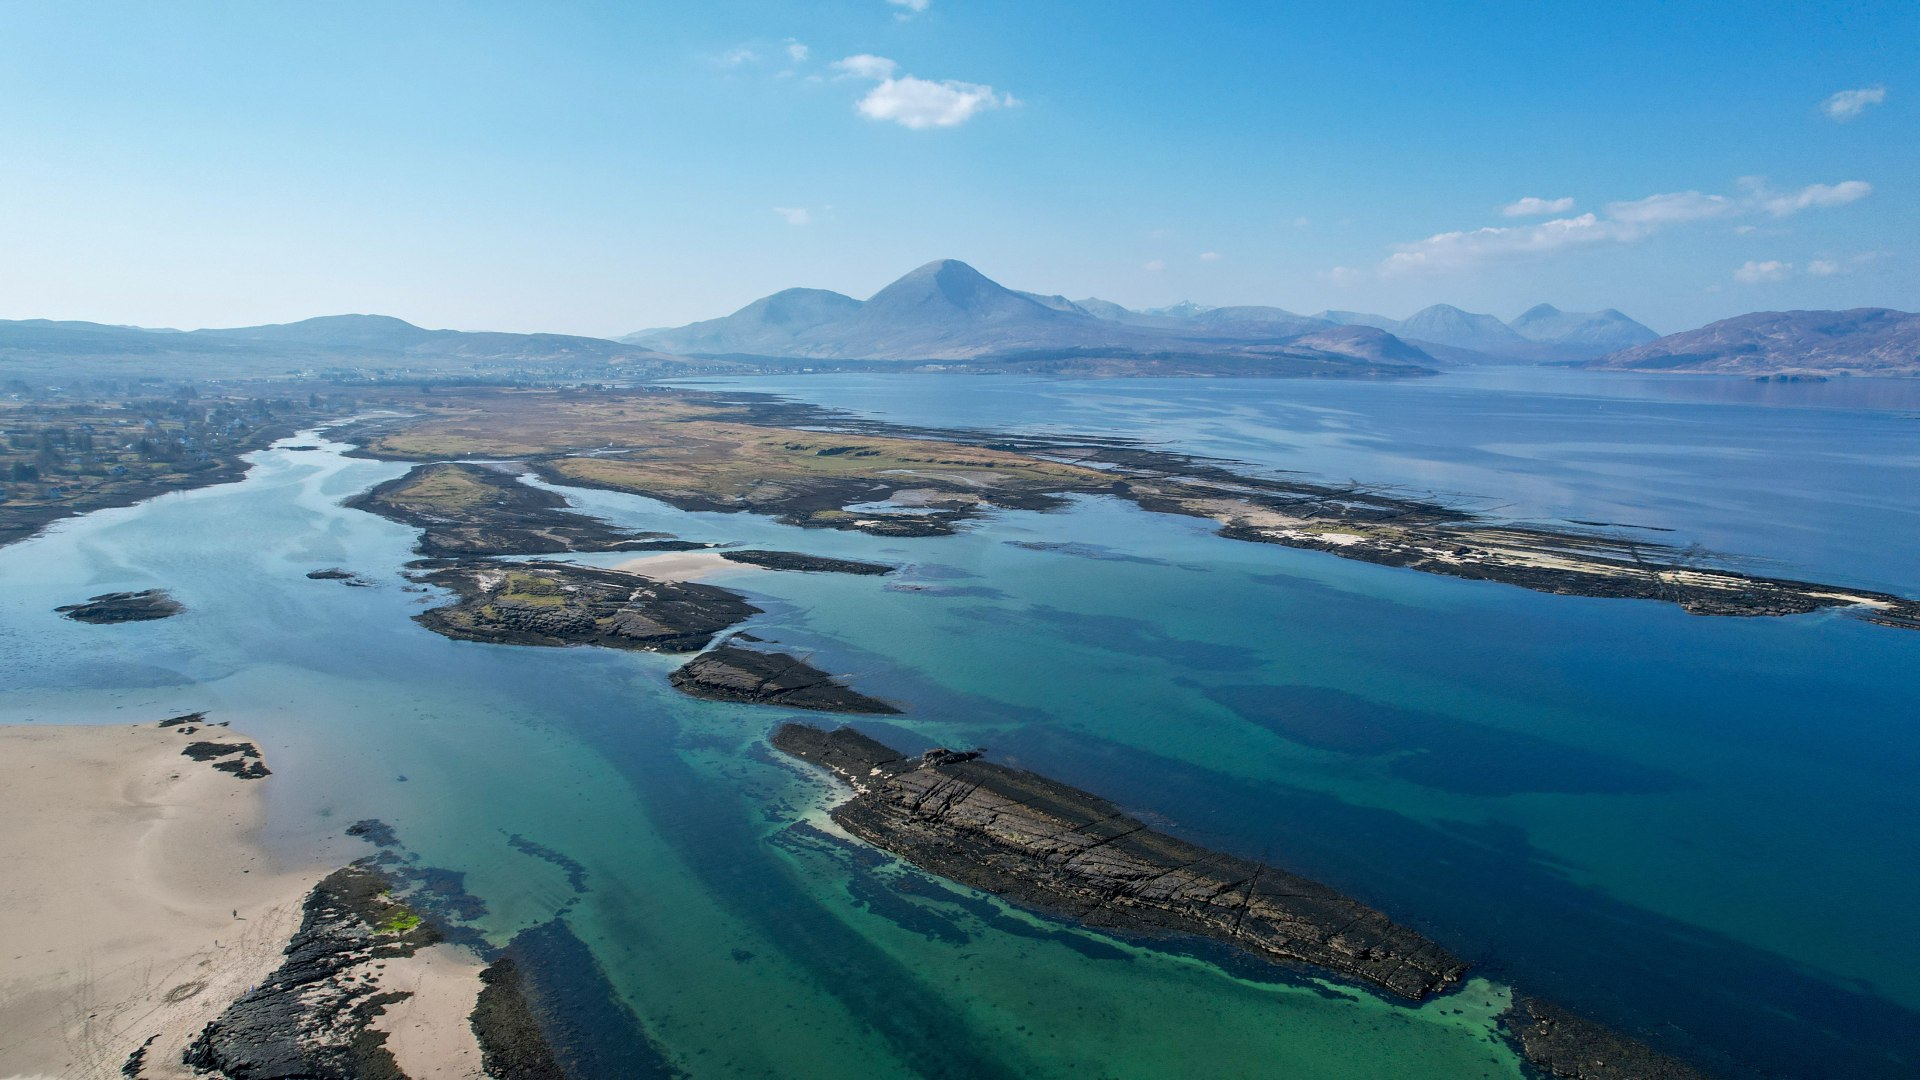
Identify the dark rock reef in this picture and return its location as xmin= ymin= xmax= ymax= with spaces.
xmin=771 ymin=723 xmax=1464 ymax=999
xmin=1503 ymin=996 xmax=1713 ymax=1080
xmin=180 ymin=739 xmax=273 ymax=779
xmin=347 ymin=461 xmax=677 ymax=557
xmin=670 ymin=643 xmax=900 ymax=714
xmin=183 ymin=865 xmax=443 ymax=1079
xmin=474 ymin=919 xmax=683 ymax=1080
xmin=55 ymin=588 xmax=182 ymax=623
xmin=412 ymin=561 xmax=759 ymax=653
xmin=717 ymin=549 xmax=896 ymax=575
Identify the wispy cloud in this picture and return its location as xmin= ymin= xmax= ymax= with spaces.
xmin=718 ymin=46 xmax=758 ymax=67
xmin=1143 ymin=259 xmax=1166 ymax=272
xmin=887 ymin=0 xmax=931 ymax=14
xmin=1823 ymin=86 xmax=1886 ymax=121
xmin=773 ymin=207 xmax=811 ymax=226
xmin=1604 ymin=190 xmax=1735 ymax=225
xmin=1501 ymin=196 xmax=1575 ymax=217
xmin=1734 ymin=260 xmax=1792 ymax=283
xmin=785 ymin=40 xmax=809 ymax=62
xmin=1376 ymin=177 xmax=1874 ymax=276
xmin=832 ymin=54 xmax=1016 ymax=129
xmin=1383 ymin=214 xmax=1633 ymax=275
xmin=1761 ymin=180 xmax=1872 ymax=216
xmin=1198 ymin=251 xmax=1222 ymax=262
xmin=1806 ymin=259 xmax=1840 ymax=276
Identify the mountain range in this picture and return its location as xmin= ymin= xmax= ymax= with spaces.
xmin=625 ymin=260 xmax=1657 ymax=366
xmin=1 ymin=259 xmax=1907 ymax=381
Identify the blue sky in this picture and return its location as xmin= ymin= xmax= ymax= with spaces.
xmin=0 ymin=1 xmax=1911 ymax=336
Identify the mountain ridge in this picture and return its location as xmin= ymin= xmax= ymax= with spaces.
xmin=1587 ymin=308 xmax=1920 ymax=376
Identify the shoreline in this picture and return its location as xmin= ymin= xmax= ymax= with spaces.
xmin=0 ymin=721 xmax=500 ymax=1080
xmin=0 ymin=721 xmax=322 ymax=1079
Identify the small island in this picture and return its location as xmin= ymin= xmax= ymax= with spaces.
xmin=717 ymin=549 xmax=897 ymax=575
xmin=55 ymin=588 xmax=183 ymax=623
xmin=411 ymin=561 xmax=759 ymax=654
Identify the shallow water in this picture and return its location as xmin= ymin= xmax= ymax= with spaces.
xmin=2 ymin=368 xmax=1916 ymax=1078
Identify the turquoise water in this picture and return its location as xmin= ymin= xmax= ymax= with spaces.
xmin=1 ymin=370 xmax=1916 ymax=1078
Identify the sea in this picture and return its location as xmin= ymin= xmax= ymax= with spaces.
xmin=1 ymin=368 xmax=1915 ymax=1079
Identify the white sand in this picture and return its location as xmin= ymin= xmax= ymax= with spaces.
xmin=367 ymin=943 xmax=489 ymax=1080
xmin=612 ymin=549 xmax=745 ymax=581
xmin=0 ymin=723 xmax=323 ymax=1080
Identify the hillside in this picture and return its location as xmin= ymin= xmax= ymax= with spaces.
xmin=1588 ymin=309 xmax=1920 ymax=377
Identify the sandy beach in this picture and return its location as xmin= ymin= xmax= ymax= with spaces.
xmin=0 ymin=722 xmax=322 ymax=1079
xmin=613 ymin=549 xmax=745 ymax=581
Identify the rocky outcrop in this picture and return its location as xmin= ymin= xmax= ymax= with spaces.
xmin=179 ymin=740 xmax=272 ymax=779
xmin=771 ymin=724 xmax=1465 ymax=1000
xmin=55 ymin=588 xmax=182 ymax=623
xmin=670 ymin=644 xmax=900 ymax=714
xmin=183 ymin=866 xmax=441 ymax=1079
xmin=717 ymin=550 xmax=896 ymax=575
xmin=1503 ymin=996 xmax=1713 ymax=1080
xmin=412 ymin=561 xmax=759 ymax=653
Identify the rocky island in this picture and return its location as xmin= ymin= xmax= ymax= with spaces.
xmin=771 ymin=722 xmax=1466 ymax=999
xmin=670 ymin=641 xmax=900 ymax=713
xmin=55 ymin=587 xmax=183 ymax=623
xmin=717 ymin=549 xmax=897 ymax=575
xmin=412 ymin=560 xmax=759 ymax=653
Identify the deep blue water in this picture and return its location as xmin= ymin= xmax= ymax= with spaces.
xmin=2 ymin=369 xmax=1915 ymax=1078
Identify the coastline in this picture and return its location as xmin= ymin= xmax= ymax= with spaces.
xmin=0 ymin=721 xmax=322 ymax=1079
xmin=0 ymin=721 xmax=501 ymax=1080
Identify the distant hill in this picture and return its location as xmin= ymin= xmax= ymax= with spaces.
xmin=1311 ymin=302 xmax=1656 ymax=362
xmin=1588 ymin=309 xmax=1920 ymax=377
xmin=619 ymin=288 xmax=863 ymax=355
xmin=0 ymin=314 xmax=685 ymax=379
xmin=627 ymin=260 xmax=1438 ymax=374
xmin=1509 ymin=304 xmax=1658 ymax=352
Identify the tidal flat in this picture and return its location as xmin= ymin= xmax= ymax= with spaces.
xmin=0 ymin=371 xmax=1915 ymax=1079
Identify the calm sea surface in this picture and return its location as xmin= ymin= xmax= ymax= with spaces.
xmin=1 ymin=369 xmax=1915 ymax=1078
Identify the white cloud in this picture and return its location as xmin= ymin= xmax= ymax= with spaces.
xmin=773 ymin=207 xmax=811 ymax=226
xmin=1734 ymin=260 xmax=1792 ymax=284
xmin=1143 ymin=259 xmax=1166 ymax=272
xmin=888 ymin=0 xmax=932 ymax=12
xmin=833 ymin=54 xmax=897 ymax=80
xmin=1501 ymin=196 xmax=1575 ymax=217
xmin=833 ymin=55 xmax=1016 ymax=129
xmin=786 ymin=40 xmax=809 ymax=62
xmin=1762 ymin=180 xmax=1872 ymax=216
xmin=1198 ymin=251 xmax=1222 ymax=262
xmin=1806 ymin=259 xmax=1841 ymax=276
xmin=1823 ymin=86 xmax=1886 ymax=121
xmin=1325 ymin=266 xmax=1366 ymax=285
xmin=719 ymin=46 xmax=758 ymax=67
xmin=1382 ymin=213 xmax=1633 ymax=275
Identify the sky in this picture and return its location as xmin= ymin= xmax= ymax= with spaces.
xmin=0 ymin=1 xmax=1913 ymax=337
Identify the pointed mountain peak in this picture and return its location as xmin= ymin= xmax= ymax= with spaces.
xmin=866 ymin=259 xmax=1038 ymax=313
